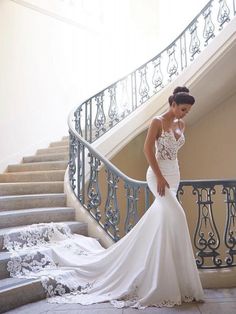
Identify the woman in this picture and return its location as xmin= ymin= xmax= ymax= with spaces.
xmin=6 ymin=87 xmax=204 ymax=309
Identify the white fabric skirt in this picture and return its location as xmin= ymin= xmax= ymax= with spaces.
xmin=6 ymin=159 xmax=204 ymax=309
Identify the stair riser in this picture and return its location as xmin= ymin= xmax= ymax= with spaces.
xmin=0 ymin=222 xmax=87 ymax=251
xmin=7 ymin=162 xmax=68 ymax=172
xmin=0 ymin=280 xmax=45 ymax=313
xmin=23 ymin=154 xmax=68 ymax=163
xmin=36 ymin=147 xmax=68 ymax=155
xmin=0 ymin=210 xmax=75 ymax=229
xmin=49 ymin=140 xmax=69 ymax=147
xmin=0 ymin=183 xmax=64 ymax=196
xmin=0 ymin=171 xmax=65 ymax=183
xmin=0 ymin=195 xmax=66 ymax=211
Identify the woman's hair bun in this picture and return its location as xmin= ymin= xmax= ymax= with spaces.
xmin=173 ymin=86 xmax=189 ymax=94
xmin=169 ymin=86 xmax=190 ymax=105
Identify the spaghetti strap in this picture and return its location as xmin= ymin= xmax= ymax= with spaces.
xmin=154 ymin=116 xmax=164 ymax=133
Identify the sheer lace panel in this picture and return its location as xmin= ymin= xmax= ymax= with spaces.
xmin=156 ymin=130 xmax=185 ymax=160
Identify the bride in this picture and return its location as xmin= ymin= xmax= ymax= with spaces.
xmin=6 ymin=86 xmax=204 ymax=309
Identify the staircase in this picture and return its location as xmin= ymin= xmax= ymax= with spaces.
xmin=0 ymin=136 xmax=88 ymax=313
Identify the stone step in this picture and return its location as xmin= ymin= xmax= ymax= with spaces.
xmin=0 ymin=221 xmax=88 ymax=251
xmin=7 ymin=161 xmax=68 ymax=172
xmin=23 ymin=153 xmax=68 ymax=163
xmin=0 ymin=182 xmax=64 ymax=196
xmin=0 ymin=277 xmax=45 ymax=313
xmin=0 ymin=193 xmax=66 ymax=211
xmin=0 ymin=207 xmax=75 ymax=229
xmin=49 ymin=140 xmax=69 ymax=147
xmin=0 ymin=170 xmax=65 ymax=183
xmin=36 ymin=146 xmax=68 ymax=155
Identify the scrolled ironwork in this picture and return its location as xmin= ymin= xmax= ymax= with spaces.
xmin=124 ymin=184 xmax=140 ymax=234
xmin=202 ymin=3 xmax=215 ymax=45
xmin=68 ymin=131 xmax=78 ymax=191
xmin=152 ymin=56 xmax=163 ymax=91
xmin=108 ymin=85 xmax=119 ymax=126
xmin=217 ymin=0 xmax=231 ymax=29
xmin=167 ymin=45 xmax=178 ymax=79
xmin=222 ymin=183 xmax=236 ymax=266
xmin=189 ymin=22 xmax=201 ymax=60
xmin=94 ymin=93 xmax=106 ymax=138
xmin=104 ymin=169 xmax=120 ymax=241
xmin=192 ymin=185 xmax=222 ymax=268
xmin=87 ymin=153 xmax=102 ymax=221
xmin=138 ymin=66 xmax=149 ymax=104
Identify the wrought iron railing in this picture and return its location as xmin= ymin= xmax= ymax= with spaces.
xmin=74 ymin=0 xmax=236 ymax=143
xmin=68 ymin=126 xmax=151 ymax=242
xmin=68 ymin=0 xmax=236 ymax=269
xmin=178 ymin=180 xmax=236 ymax=269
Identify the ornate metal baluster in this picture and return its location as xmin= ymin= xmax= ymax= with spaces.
xmin=131 ymin=72 xmax=137 ymax=110
xmin=138 ymin=66 xmax=149 ymax=104
xmin=217 ymin=0 xmax=230 ymax=29
xmin=104 ymin=169 xmax=120 ymax=241
xmin=124 ymin=184 xmax=140 ymax=234
xmin=152 ymin=56 xmax=163 ymax=91
xmin=108 ymin=85 xmax=119 ymax=127
xmin=120 ymin=78 xmax=130 ymax=118
xmin=189 ymin=22 xmax=201 ymax=60
xmin=222 ymin=183 xmax=236 ymax=266
xmin=203 ymin=4 xmax=215 ymax=45
xmin=87 ymin=153 xmax=102 ymax=221
xmin=193 ymin=185 xmax=222 ymax=268
xmin=94 ymin=93 xmax=106 ymax=138
xmin=74 ymin=106 xmax=83 ymax=136
xmin=69 ymin=131 xmax=78 ymax=191
xmin=167 ymin=45 xmax=178 ymax=80
xmin=180 ymin=34 xmax=187 ymax=70
xmin=77 ymin=141 xmax=85 ymax=203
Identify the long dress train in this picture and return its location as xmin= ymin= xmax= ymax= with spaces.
xmin=5 ymin=123 xmax=204 ymax=309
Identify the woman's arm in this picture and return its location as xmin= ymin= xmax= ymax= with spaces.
xmin=144 ymin=118 xmax=170 ymax=196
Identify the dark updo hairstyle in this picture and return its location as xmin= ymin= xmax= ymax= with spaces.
xmin=172 ymin=92 xmax=195 ymax=105
xmin=168 ymin=86 xmax=190 ymax=105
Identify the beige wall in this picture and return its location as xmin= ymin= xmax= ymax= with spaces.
xmin=179 ymin=92 xmax=236 ymax=179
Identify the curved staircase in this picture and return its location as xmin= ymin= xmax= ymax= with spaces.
xmin=0 ymin=136 xmax=88 ymax=313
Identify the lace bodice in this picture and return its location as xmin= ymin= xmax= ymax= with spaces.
xmin=156 ymin=129 xmax=185 ymax=160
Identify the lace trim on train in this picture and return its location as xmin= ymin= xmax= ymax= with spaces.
xmin=5 ymin=223 xmax=94 ymax=298
xmin=4 ymin=222 xmax=200 ymax=308
xmin=3 ymin=222 xmax=72 ymax=251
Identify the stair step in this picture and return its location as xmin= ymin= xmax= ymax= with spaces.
xmin=49 ymin=140 xmax=69 ymax=147
xmin=0 ymin=182 xmax=64 ymax=196
xmin=0 ymin=277 xmax=45 ymax=313
xmin=36 ymin=146 xmax=68 ymax=155
xmin=23 ymin=153 xmax=68 ymax=163
xmin=7 ymin=161 xmax=68 ymax=172
xmin=0 ymin=221 xmax=88 ymax=251
xmin=0 ymin=170 xmax=65 ymax=183
xmin=0 ymin=193 xmax=66 ymax=211
xmin=0 ymin=207 xmax=75 ymax=229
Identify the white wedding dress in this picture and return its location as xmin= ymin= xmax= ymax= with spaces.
xmin=5 ymin=120 xmax=204 ymax=309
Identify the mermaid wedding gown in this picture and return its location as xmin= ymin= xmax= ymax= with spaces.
xmin=5 ymin=121 xmax=204 ymax=309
